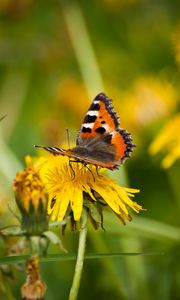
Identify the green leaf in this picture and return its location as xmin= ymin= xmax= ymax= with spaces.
xmin=0 ymin=252 xmax=165 ymax=266
xmin=105 ymin=214 xmax=180 ymax=241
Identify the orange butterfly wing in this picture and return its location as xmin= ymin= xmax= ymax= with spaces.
xmin=76 ymin=93 xmax=134 ymax=163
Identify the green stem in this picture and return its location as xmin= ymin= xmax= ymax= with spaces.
xmin=62 ymin=1 xmax=105 ymax=98
xmin=29 ymin=236 xmax=40 ymax=256
xmin=68 ymin=210 xmax=88 ymax=300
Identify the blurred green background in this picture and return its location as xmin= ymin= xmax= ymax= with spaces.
xmin=0 ymin=0 xmax=180 ymax=299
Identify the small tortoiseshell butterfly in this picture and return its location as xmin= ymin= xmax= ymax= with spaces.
xmin=35 ymin=92 xmax=135 ymax=170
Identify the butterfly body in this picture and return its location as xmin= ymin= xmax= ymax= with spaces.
xmin=36 ymin=93 xmax=135 ymax=170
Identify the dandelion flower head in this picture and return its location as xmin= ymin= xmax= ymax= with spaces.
xmin=39 ymin=156 xmax=142 ymax=224
xmin=13 ymin=156 xmax=47 ymax=212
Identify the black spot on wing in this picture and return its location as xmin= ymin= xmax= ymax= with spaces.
xmin=82 ymin=127 xmax=92 ymax=133
xmin=101 ymin=120 xmax=106 ymax=124
xmin=95 ymin=127 xmax=106 ymax=134
xmin=84 ymin=114 xmax=97 ymax=123
xmin=89 ymin=102 xmax=100 ymax=111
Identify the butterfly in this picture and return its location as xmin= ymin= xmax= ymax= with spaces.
xmin=35 ymin=92 xmax=135 ymax=170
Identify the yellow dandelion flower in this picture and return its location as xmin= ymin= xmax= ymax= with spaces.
xmin=13 ymin=155 xmax=47 ymax=212
xmin=13 ymin=155 xmax=48 ymax=234
xmin=149 ymin=114 xmax=180 ymax=168
xmin=39 ymin=156 xmax=142 ymax=225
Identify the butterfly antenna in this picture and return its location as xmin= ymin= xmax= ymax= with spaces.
xmin=66 ymin=128 xmax=71 ymax=149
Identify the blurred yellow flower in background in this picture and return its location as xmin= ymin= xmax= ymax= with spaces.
xmin=111 ymin=76 xmax=178 ymax=134
xmin=56 ymin=77 xmax=89 ymax=125
xmin=149 ymin=114 xmax=180 ymax=168
xmin=39 ymin=156 xmax=142 ymax=224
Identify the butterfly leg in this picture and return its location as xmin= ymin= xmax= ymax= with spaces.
xmin=95 ymin=166 xmax=103 ymax=178
xmin=72 ymin=162 xmax=96 ymax=182
xmin=68 ymin=159 xmax=76 ymax=180
xmin=95 ymin=166 xmax=100 ymax=176
xmin=84 ymin=165 xmax=95 ymax=182
xmin=68 ymin=159 xmax=96 ymax=182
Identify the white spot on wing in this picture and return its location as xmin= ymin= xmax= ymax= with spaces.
xmin=51 ymin=147 xmax=65 ymax=152
xmin=111 ymin=131 xmax=116 ymax=137
xmin=102 ymin=124 xmax=111 ymax=131
xmin=82 ymin=123 xmax=94 ymax=129
xmin=87 ymin=110 xmax=99 ymax=116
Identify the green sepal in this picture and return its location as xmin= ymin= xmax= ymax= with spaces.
xmin=0 ymin=226 xmax=24 ymax=237
xmin=43 ymin=231 xmax=67 ymax=253
xmin=16 ymin=197 xmax=49 ymax=236
xmin=83 ymin=193 xmax=104 ymax=230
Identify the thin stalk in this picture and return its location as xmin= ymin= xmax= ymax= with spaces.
xmin=68 ymin=210 xmax=88 ymax=300
xmin=62 ymin=1 xmax=105 ymax=99
xmin=0 ymin=66 xmax=30 ymax=141
xmin=29 ymin=236 xmax=41 ymax=256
